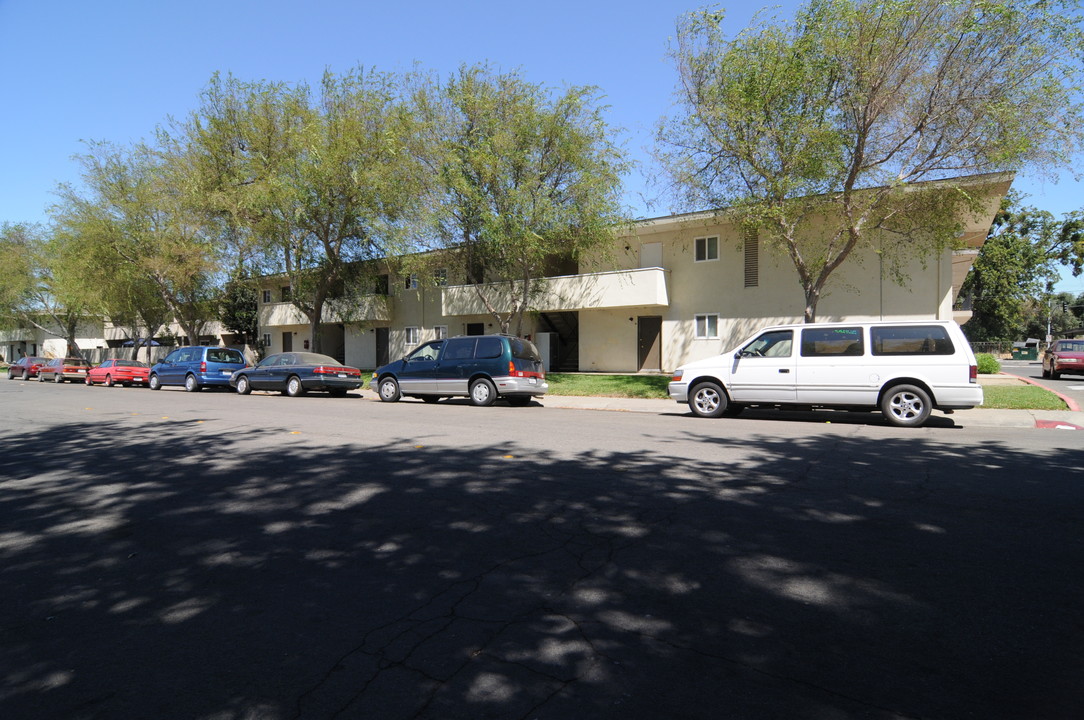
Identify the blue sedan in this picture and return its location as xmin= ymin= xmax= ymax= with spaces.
xmin=229 ymin=352 xmax=364 ymax=397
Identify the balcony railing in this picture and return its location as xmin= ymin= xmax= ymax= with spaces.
xmin=442 ymin=267 xmax=669 ymax=316
xmin=258 ymin=295 xmax=393 ymax=328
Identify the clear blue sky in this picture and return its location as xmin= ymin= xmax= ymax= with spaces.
xmin=2 ymin=0 xmax=1081 ymax=293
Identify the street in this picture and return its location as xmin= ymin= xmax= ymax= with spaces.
xmin=2 ymin=380 xmax=1083 ymax=719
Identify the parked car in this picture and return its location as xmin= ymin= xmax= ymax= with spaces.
xmin=86 ymin=359 xmax=151 ymax=387
xmin=1042 ymin=339 xmax=1084 ymax=379
xmin=668 ymin=320 xmax=982 ymax=428
xmin=148 ymin=346 xmax=247 ymax=392
xmin=38 ymin=357 xmax=92 ymax=383
xmin=372 ymin=334 xmax=547 ymax=406
xmin=230 ymin=352 xmax=363 ymax=397
xmin=7 ymin=356 xmax=48 ymax=380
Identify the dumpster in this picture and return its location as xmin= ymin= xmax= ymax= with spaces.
xmin=1011 ymin=341 xmax=1039 ymax=361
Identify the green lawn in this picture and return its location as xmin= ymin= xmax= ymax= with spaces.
xmin=546 ymin=373 xmax=671 ymax=398
xmin=546 ymin=372 xmax=1070 ymax=410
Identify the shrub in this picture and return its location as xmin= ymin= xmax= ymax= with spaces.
xmin=976 ymin=353 xmax=1001 ymax=375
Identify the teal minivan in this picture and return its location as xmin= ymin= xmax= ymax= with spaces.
xmin=149 ymin=346 xmax=247 ymax=392
xmin=371 ymin=334 xmax=547 ymax=406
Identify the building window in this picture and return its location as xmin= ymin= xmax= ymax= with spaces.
xmin=695 ymin=236 xmax=719 ymax=262
xmin=405 ymin=273 xmax=418 ymax=290
xmin=405 ymin=327 xmax=420 ymax=346
xmin=744 ymin=231 xmax=759 ymax=287
xmin=373 ymin=274 xmax=389 ymax=295
xmin=434 ymin=268 xmax=448 ymax=286
xmin=262 ymin=289 xmax=271 ymax=303
xmin=280 ymin=286 xmax=292 ymax=302
xmin=261 ymin=333 xmax=272 ymax=349
xmin=434 ymin=325 xmax=448 ymax=340
xmin=695 ymin=313 xmax=719 ymax=339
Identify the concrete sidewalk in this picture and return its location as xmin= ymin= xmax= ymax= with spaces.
xmin=542 ymin=372 xmax=1084 ymax=430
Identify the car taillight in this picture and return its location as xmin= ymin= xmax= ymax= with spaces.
xmin=200 ymin=361 xmax=207 ymax=373
xmin=508 ymin=360 xmax=544 ymax=379
xmin=314 ymin=366 xmax=359 ymax=376
xmin=969 ymin=365 xmax=977 ymax=383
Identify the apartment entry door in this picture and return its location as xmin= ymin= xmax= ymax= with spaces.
xmin=637 ymin=316 xmax=662 ymax=372
xmin=282 ymin=332 xmax=293 ymax=353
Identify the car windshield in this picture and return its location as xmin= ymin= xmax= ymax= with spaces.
xmin=1059 ymin=341 xmax=1084 ymax=352
xmin=116 ymin=360 xmax=147 ymax=367
xmin=292 ymin=353 xmax=340 ymax=365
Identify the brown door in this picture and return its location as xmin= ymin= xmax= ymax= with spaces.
xmin=281 ymin=332 xmax=293 ymax=353
xmin=637 ymin=316 xmax=662 ymax=371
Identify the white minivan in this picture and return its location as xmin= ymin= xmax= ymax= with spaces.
xmin=668 ymin=320 xmax=982 ymax=428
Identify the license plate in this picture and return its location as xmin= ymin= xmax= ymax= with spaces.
xmin=528 ymin=378 xmax=537 ymax=385
xmin=337 ymin=373 xmax=347 ymax=378
xmin=221 ymin=370 xmax=232 ymax=376
xmin=77 ymin=369 xmax=85 ymax=373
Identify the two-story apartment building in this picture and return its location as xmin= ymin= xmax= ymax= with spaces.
xmin=257 ymin=172 xmax=1012 ymax=373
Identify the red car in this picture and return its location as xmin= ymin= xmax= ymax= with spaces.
xmin=86 ymin=359 xmax=151 ymax=387
xmin=6 ymin=356 xmax=48 ymax=380
xmin=1043 ymin=339 xmax=1084 ymax=379
xmin=38 ymin=357 xmax=92 ymax=383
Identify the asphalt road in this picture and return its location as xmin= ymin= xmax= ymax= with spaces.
xmin=2 ymin=380 xmax=1083 ymax=719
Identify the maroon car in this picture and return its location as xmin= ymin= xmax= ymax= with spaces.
xmin=86 ymin=359 xmax=151 ymax=387
xmin=6 ymin=356 xmax=48 ymax=380
xmin=38 ymin=357 xmax=92 ymax=383
xmin=1043 ymin=339 xmax=1084 ymax=379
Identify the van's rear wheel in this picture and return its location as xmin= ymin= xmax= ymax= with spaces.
xmin=881 ymin=384 xmax=932 ymax=428
xmin=469 ymin=378 xmax=497 ymax=406
xmin=688 ymin=381 xmax=729 ymax=418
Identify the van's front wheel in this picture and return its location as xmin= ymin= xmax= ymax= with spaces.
xmin=688 ymin=381 xmax=729 ymax=418
xmin=881 ymin=384 xmax=932 ymax=428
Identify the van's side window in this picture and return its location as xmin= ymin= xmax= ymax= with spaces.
xmin=871 ymin=325 xmax=955 ymax=355
xmin=475 ymin=337 xmax=504 ymax=359
xmin=443 ymin=337 xmax=477 ymax=360
xmin=801 ymin=327 xmax=864 ymax=357
xmin=741 ymin=330 xmax=793 ymax=357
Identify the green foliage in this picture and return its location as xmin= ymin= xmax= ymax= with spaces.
xmin=219 ymin=273 xmax=259 ymax=343
xmin=182 ymin=68 xmax=424 ymax=352
xmin=963 ymin=194 xmax=1084 ymax=341
xmin=660 ymin=0 xmax=1084 ymax=321
xmin=410 ymin=64 xmax=630 ymax=335
xmin=976 ymin=353 xmax=1001 ymax=374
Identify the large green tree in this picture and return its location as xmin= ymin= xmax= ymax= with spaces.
xmin=0 ymin=222 xmax=95 ymax=357
xmin=408 ymin=65 xmax=630 ymax=335
xmin=52 ymin=141 xmax=221 ymax=345
xmin=181 ymin=68 xmax=423 ymax=353
xmin=659 ymin=0 xmax=1084 ymax=321
xmin=962 ymin=198 xmax=1084 ymax=341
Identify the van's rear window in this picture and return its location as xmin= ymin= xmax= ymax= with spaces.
xmin=871 ymin=326 xmax=955 ymax=355
xmin=512 ymin=339 xmax=542 ymax=362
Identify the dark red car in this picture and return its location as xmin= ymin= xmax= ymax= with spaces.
xmin=1043 ymin=339 xmax=1084 ymax=379
xmin=38 ymin=357 xmax=92 ymax=383
xmin=6 ymin=356 xmax=48 ymax=380
xmin=86 ymin=359 xmax=151 ymax=387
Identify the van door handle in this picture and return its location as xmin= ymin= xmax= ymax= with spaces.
xmin=779 ymin=369 xmax=790 ymax=373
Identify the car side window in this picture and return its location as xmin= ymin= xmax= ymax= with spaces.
xmin=443 ymin=338 xmax=477 ymax=360
xmin=802 ymin=327 xmax=864 ymax=357
xmin=740 ymin=330 xmax=793 ymax=357
xmin=407 ymin=342 xmax=442 ymax=362
xmin=475 ymin=337 xmax=504 ymax=359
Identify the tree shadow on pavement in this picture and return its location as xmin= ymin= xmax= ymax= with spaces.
xmin=1 ymin=419 xmax=1082 ymax=719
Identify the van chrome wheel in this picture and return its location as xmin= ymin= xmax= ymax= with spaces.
xmin=378 ymin=377 xmax=400 ymax=402
xmin=689 ymin=381 xmax=729 ymax=418
xmin=881 ymin=384 xmax=932 ymax=428
xmin=469 ymin=378 xmax=497 ymax=406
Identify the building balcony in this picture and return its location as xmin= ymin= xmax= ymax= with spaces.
xmin=442 ymin=267 xmax=670 ymax=316
xmin=259 ymin=295 xmax=393 ymax=328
